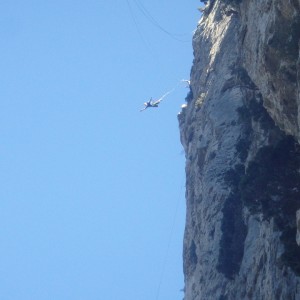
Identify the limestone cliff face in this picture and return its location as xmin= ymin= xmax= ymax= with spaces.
xmin=179 ymin=0 xmax=300 ymax=299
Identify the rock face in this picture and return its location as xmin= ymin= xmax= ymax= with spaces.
xmin=297 ymin=210 xmax=300 ymax=246
xmin=179 ymin=0 xmax=300 ymax=299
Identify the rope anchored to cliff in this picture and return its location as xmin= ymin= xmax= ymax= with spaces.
xmin=126 ymin=0 xmax=190 ymax=43
xmin=155 ymin=177 xmax=184 ymax=300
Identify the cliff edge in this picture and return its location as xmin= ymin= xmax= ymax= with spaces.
xmin=179 ymin=0 xmax=300 ymax=299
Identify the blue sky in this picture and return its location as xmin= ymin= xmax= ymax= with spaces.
xmin=0 ymin=1 xmax=200 ymax=299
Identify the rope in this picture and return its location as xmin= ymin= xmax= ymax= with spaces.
xmin=156 ymin=88 xmax=175 ymax=103
xmin=132 ymin=0 xmax=189 ymax=42
xmin=125 ymin=0 xmax=157 ymax=58
xmin=158 ymin=79 xmax=190 ymax=103
xmin=126 ymin=0 xmax=189 ymax=43
xmin=155 ymin=177 xmax=185 ymax=300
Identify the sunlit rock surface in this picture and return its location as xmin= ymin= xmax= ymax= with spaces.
xmin=179 ymin=0 xmax=300 ymax=299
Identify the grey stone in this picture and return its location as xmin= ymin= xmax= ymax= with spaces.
xmin=179 ymin=1 xmax=300 ymax=299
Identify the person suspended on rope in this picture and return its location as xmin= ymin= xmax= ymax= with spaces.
xmin=140 ymin=89 xmax=174 ymax=112
xmin=140 ymin=98 xmax=160 ymax=112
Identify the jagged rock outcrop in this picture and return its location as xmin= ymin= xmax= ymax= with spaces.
xmin=179 ymin=0 xmax=300 ymax=299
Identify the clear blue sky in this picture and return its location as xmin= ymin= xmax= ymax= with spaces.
xmin=0 ymin=1 xmax=200 ymax=299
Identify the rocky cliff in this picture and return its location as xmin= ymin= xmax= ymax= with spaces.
xmin=178 ymin=0 xmax=300 ymax=299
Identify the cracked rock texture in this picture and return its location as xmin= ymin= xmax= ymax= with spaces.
xmin=179 ymin=0 xmax=300 ymax=299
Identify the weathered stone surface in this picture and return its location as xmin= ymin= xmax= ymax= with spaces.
xmin=179 ymin=0 xmax=300 ymax=299
xmin=297 ymin=210 xmax=300 ymax=246
xmin=240 ymin=0 xmax=300 ymax=140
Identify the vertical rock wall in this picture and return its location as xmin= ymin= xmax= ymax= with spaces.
xmin=179 ymin=0 xmax=300 ymax=299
